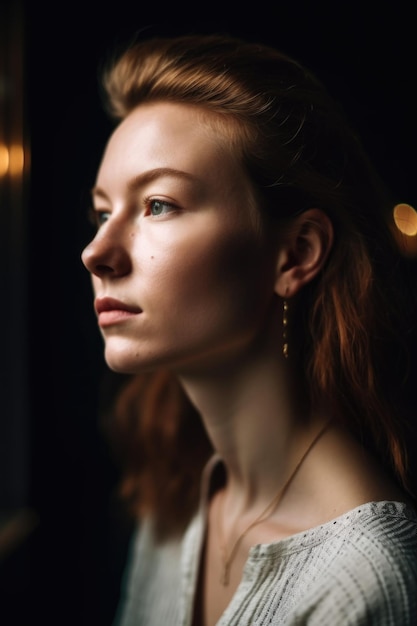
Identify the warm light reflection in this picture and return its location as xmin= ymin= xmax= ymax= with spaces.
xmin=0 ymin=142 xmax=25 ymax=177
xmin=0 ymin=143 xmax=9 ymax=176
xmin=393 ymin=203 xmax=417 ymax=236
xmin=8 ymin=143 xmax=24 ymax=176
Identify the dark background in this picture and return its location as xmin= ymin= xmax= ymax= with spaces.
xmin=1 ymin=2 xmax=416 ymax=625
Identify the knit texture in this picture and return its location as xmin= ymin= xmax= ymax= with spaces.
xmin=114 ymin=458 xmax=417 ymax=626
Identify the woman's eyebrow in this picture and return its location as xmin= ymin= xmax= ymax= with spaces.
xmin=91 ymin=167 xmax=198 ymax=200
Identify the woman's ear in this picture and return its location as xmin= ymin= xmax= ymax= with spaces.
xmin=274 ymin=209 xmax=334 ymax=297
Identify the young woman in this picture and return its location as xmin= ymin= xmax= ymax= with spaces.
xmin=81 ymin=32 xmax=417 ymax=626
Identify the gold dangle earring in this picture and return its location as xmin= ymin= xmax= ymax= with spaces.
xmin=283 ymin=298 xmax=289 ymax=358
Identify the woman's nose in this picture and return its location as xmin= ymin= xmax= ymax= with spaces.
xmin=81 ymin=229 xmax=132 ymax=278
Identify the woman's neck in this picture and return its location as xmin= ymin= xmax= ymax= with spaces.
xmin=177 ymin=336 xmax=324 ymax=513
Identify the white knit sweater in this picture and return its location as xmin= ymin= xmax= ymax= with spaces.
xmin=114 ymin=457 xmax=417 ymax=626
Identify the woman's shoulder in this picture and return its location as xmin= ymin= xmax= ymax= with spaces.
xmin=306 ymin=501 xmax=417 ymax=624
xmin=256 ymin=500 xmax=417 ymax=557
xmin=259 ymin=501 xmax=417 ymax=625
xmin=251 ymin=500 xmax=417 ymax=585
xmin=324 ymin=500 xmax=417 ymax=564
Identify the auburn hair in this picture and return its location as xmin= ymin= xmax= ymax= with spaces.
xmin=97 ymin=33 xmax=417 ymax=538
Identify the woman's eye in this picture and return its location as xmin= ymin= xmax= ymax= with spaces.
xmin=149 ymin=199 xmax=176 ymax=217
xmin=88 ymin=208 xmax=111 ymax=229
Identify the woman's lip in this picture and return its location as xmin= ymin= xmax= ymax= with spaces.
xmin=94 ymin=297 xmax=142 ymax=315
xmin=97 ymin=309 xmax=140 ymax=328
xmin=94 ymin=297 xmax=142 ymax=327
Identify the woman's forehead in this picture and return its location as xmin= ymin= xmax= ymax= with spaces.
xmin=98 ymin=102 xmax=249 ymax=187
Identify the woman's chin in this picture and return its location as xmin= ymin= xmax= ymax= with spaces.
xmin=103 ymin=341 xmax=168 ymax=375
xmin=104 ymin=345 xmax=142 ymax=374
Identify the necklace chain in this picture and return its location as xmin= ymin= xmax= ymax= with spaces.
xmin=217 ymin=420 xmax=332 ymax=586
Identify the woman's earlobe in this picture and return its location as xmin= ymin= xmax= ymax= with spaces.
xmin=274 ymin=209 xmax=334 ymax=297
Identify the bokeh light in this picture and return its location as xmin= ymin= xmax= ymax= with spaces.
xmin=393 ymin=203 xmax=417 ymax=237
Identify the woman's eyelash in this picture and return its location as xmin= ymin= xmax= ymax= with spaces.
xmin=146 ymin=198 xmax=178 ymax=216
xmin=86 ymin=199 xmax=178 ymax=229
xmin=87 ymin=207 xmax=110 ymax=228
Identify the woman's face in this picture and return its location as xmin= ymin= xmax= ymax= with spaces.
xmin=82 ymin=102 xmax=278 ymax=374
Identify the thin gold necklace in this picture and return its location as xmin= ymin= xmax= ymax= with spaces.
xmin=217 ymin=420 xmax=332 ymax=586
